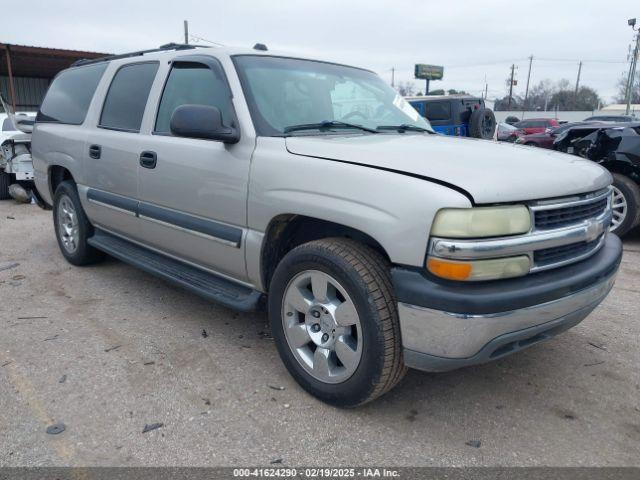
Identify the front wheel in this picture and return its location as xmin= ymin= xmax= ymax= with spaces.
xmin=269 ymin=238 xmax=406 ymax=407
xmin=610 ymin=173 xmax=640 ymax=237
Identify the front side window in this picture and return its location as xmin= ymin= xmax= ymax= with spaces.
xmin=100 ymin=62 xmax=159 ymax=132
xmin=37 ymin=63 xmax=107 ymax=125
xmin=233 ymin=55 xmax=431 ymax=136
xmin=155 ymin=61 xmax=234 ymax=134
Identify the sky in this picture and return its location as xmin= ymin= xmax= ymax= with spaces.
xmin=3 ymin=0 xmax=639 ymax=103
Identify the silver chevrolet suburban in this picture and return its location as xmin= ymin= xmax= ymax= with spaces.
xmin=32 ymin=43 xmax=622 ymax=407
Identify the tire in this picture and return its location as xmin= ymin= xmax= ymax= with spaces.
xmin=0 ymin=171 xmax=11 ymax=200
xmin=610 ymin=173 xmax=640 ymax=237
xmin=269 ymin=238 xmax=406 ymax=407
xmin=53 ymin=180 xmax=104 ymax=265
xmin=469 ymin=107 xmax=496 ymax=139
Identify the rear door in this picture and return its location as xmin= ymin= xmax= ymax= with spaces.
xmin=82 ymin=61 xmax=159 ymax=240
xmin=135 ymin=54 xmax=252 ymax=280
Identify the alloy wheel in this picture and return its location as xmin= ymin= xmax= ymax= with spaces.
xmin=281 ymin=270 xmax=363 ymax=384
xmin=610 ymin=185 xmax=628 ymax=232
xmin=57 ymin=195 xmax=79 ymax=253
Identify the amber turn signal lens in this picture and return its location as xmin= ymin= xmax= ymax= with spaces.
xmin=427 ymin=258 xmax=473 ymax=281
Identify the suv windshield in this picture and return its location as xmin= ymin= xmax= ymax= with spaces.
xmin=233 ymin=55 xmax=432 ymax=136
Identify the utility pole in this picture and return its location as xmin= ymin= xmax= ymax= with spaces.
xmin=523 ymin=55 xmax=533 ymax=110
xmin=507 ymin=64 xmax=515 ymax=108
xmin=625 ymin=18 xmax=639 ymax=115
xmin=574 ymin=61 xmax=583 ymax=107
xmin=391 ymin=67 xmax=395 ymax=88
xmin=184 ymin=20 xmax=189 ymax=44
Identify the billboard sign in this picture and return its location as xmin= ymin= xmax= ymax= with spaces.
xmin=414 ymin=64 xmax=444 ymax=80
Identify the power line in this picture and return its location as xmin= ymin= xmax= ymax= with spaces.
xmin=188 ymin=33 xmax=225 ymax=47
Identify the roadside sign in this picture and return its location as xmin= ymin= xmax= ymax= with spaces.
xmin=414 ymin=64 xmax=444 ymax=80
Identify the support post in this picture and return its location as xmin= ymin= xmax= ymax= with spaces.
xmin=507 ymin=64 xmax=515 ymax=108
xmin=3 ymin=45 xmax=17 ymax=112
xmin=626 ymin=30 xmax=639 ymax=115
xmin=574 ymin=61 xmax=583 ymax=107
xmin=184 ymin=20 xmax=189 ymax=45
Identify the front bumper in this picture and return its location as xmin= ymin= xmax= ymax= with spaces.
xmin=393 ymin=233 xmax=622 ymax=372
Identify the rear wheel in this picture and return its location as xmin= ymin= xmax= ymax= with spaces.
xmin=269 ymin=238 xmax=406 ymax=407
xmin=610 ymin=173 xmax=640 ymax=237
xmin=53 ymin=181 xmax=104 ymax=265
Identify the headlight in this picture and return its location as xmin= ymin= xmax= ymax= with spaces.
xmin=427 ymin=256 xmax=531 ymax=281
xmin=431 ymin=205 xmax=531 ymax=239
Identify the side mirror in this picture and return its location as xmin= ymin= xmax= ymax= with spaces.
xmin=170 ymin=104 xmax=239 ymax=144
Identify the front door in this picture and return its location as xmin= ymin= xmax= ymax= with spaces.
xmin=136 ymin=55 xmax=252 ymax=281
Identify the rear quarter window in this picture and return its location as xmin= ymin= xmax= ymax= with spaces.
xmin=37 ymin=63 xmax=107 ymax=125
xmin=424 ymin=102 xmax=451 ymax=121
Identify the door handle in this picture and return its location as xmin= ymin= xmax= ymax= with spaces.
xmin=89 ymin=145 xmax=101 ymax=159
xmin=139 ymin=151 xmax=157 ymax=169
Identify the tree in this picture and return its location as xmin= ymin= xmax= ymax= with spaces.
xmin=549 ymin=85 xmax=601 ymax=111
xmin=396 ymin=81 xmax=416 ymax=96
xmin=525 ymin=79 xmax=555 ymax=110
xmin=615 ymin=73 xmax=640 ymax=104
xmin=494 ymin=94 xmax=523 ymax=111
xmin=494 ymin=79 xmax=602 ymax=111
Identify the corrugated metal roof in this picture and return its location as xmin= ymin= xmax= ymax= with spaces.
xmin=0 ymin=43 xmax=110 ymax=78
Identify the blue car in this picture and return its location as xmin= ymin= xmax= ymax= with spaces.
xmin=407 ymin=95 xmax=496 ymax=139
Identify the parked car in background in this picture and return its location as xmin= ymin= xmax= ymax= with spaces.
xmin=407 ymin=95 xmax=496 ymax=139
xmin=554 ymin=122 xmax=640 ymax=236
xmin=32 ymin=43 xmax=621 ymax=407
xmin=497 ymin=122 xmax=519 ymax=142
xmin=0 ymin=105 xmax=36 ymax=201
xmin=516 ymin=122 xmax=604 ymax=149
xmin=584 ymin=114 xmax=637 ymax=123
xmin=513 ymin=118 xmax=560 ymax=135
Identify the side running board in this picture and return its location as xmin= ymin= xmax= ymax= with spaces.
xmin=88 ymin=229 xmax=263 ymax=311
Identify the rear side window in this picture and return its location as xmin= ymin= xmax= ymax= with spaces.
xmin=37 ymin=63 xmax=107 ymax=124
xmin=155 ymin=61 xmax=234 ymax=134
xmin=425 ymin=102 xmax=451 ymax=121
xmin=100 ymin=62 xmax=159 ymax=132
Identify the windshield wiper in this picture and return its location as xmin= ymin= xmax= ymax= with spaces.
xmin=376 ymin=124 xmax=434 ymax=133
xmin=283 ymin=120 xmax=379 ymax=134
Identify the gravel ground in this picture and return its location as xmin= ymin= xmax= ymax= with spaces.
xmin=0 ymin=201 xmax=639 ymax=467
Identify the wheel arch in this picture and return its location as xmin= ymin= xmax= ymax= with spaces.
xmin=49 ymin=165 xmax=76 ymax=198
xmin=260 ymin=214 xmax=391 ymax=291
xmin=599 ymin=159 xmax=640 ymax=184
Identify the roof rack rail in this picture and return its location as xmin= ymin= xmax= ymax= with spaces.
xmin=71 ymin=42 xmax=205 ymax=67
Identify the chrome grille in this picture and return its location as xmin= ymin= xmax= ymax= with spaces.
xmin=534 ymin=236 xmax=603 ymax=267
xmin=534 ymin=197 xmax=608 ymax=230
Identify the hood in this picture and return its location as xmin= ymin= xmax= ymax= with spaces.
xmin=285 ymin=134 xmax=611 ymax=204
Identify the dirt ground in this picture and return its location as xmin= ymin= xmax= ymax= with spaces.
xmin=1 ymin=201 xmax=639 ymax=467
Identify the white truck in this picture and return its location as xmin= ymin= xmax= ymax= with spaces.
xmin=0 ymin=96 xmax=36 ymax=202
